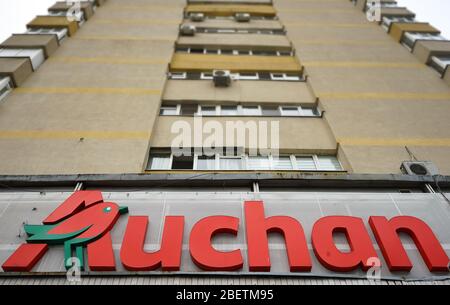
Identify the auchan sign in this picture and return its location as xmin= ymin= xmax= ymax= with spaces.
xmin=1 ymin=191 xmax=449 ymax=275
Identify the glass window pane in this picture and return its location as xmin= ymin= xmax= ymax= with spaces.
xmin=281 ymin=107 xmax=300 ymax=116
xmin=272 ymin=156 xmax=293 ymax=170
xmin=221 ymin=105 xmax=238 ymax=116
xmin=148 ymin=156 xmax=171 ymax=170
xmin=180 ymin=104 xmax=197 ymax=116
xmin=197 ymin=156 xmax=216 ymax=170
xmin=261 ymin=106 xmax=280 ymax=116
xmin=316 ymin=156 xmax=342 ymax=171
xmin=247 ymin=156 xmax=271 ymax=170
xmin=302 ymin=108 xmax=320 ymax=116
xmin=160 ymin=106 xmax=177 ymax=115
xmin=296 ymin=156 xmax=316 ymax=170
xmin=172 ymin=156 xmax=194 ymax=169
xmin=200 ymin=106 xmax=216 ymax=115
xmin=219 ymin=157 xmax=243 ymax=170
xmin=242 ymin=106 xmax=261 ymax=116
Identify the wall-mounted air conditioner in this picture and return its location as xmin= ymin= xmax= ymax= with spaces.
xmin=180 ymin=25 xmax=196 ymax=36
xmin=213 ymin=70 xmax=231 ymax=87
xmin=190 ymin=13 xmax=205 ymax=22
xmin=400 ymin=161 xmax=439 ymax=176
xmin=235 ymin=13 xmax=251 ymax=22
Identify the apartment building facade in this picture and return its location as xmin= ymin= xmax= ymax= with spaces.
xmin=0 ymin=0 xmax=449 ymax=284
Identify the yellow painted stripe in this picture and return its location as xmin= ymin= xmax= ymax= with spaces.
xmin=304 ymin=61 xmax=424 ymax=68
xmin=106 ymin=5 xmax=183 ymax=11
xmin=14 ymin=87 xmax=162 ymax=96
xmin=48 ymin=56 xmax=167 ymax=65
xmin=93 ymin=19 xmax=180 ymax=26
xmin=318 ymin=92 xmax=450 ymax=100
xmin=284 ymin=22 xmax=374 ymax=28
xmin=339 ymin=138 xmax=450 ymax=147
xmin=294 ymin=39 xmax=391 ymax=46
xmin=278 ymin=8 xmax=357 ymax=13
xmin=0 ymin=131 xmax=151 ymax=140
xmin=74 ymin=35 xmax=174 ymax=42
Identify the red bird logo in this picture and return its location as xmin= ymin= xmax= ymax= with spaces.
xmin=2 ymin=191 xmax=128 ymax=272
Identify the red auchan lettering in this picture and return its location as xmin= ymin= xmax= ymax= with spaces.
xmin=120 ymin=201 xmax=449 ymax=273
xmin=2 ymin=191 xmax=449 ymax=274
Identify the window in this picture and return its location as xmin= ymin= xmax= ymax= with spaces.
xmin=26 ymin=27 xmax=68 ymax=42
xmin=220 ymin=49 xmax=233 ymax=55
xmin=219 ymin=156 xmax=243 ymax=170
xmin=205 ymin=49 xmax=219 ymax=54
xmin=168 ymin=71 xmax=303 ymax=81
xmin=169 ymin=72 xmax=187 ymax=79
xmin=220 ymin=105 xmax=238 ymax=116
xmin=147 ymin=154 xmax=171 ymax=170
xmin=199 ymin=105 xmax=218 ymax=116
xmin=261 ymin=106 xmax=280 ymax=116
xmin=176 ymin=47 xmax=190 ymax=53
xmin=247 ymin=156 xmax=271 ymax=170
xmin=241 ymin=106 xmax=261 ymax=116
xmin=272 ymin=156 xmax=294 ymax=170
xmin=180 ymin=104 xmax=198 ymax=116
xmin=430 ymin=56 xmax=450 ymax=74
xmin=196 ymin=155 xmax=216 ymax=170
xmin=159 ymin=105 xmax=179 ymax=115
xmin=402 ymin=32 xmax=446 ymax=51
xmin=190 ymin=48 xmax=204 ymax=54
xmin=0 ymin=77 xmax=12 ymax=102
xmin=238 ymin=72 xmax=259 ymax=80
xmin=302 ymin=107 xmax=321 ymax=117
xmin=296 ymin=156 xmax=317 ymax=170
xmin=159 ymin=104 xmax=320 ymax=117
xmin=280 ymin=106 xmax=301 ymax=116
xmin=147 ymin=150 xmax=342 ymax=171
xmin=172 ymin=156 xmax=194 ymax=169
xmin=382 ymin=16 xmax=415 ymax=32
xmin=0 ymin=48 xmax=45 ymax=71
xmin=316 ymin=156 xmax=342 ymax=171
xmin=200 ymin=72 xmax=213 ymax=80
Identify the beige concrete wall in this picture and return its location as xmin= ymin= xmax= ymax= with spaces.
xmin=0 ymin=0 xmax=186 ymax=175
xmin=163 ymin=80 xmax=316 ymax=105
xmin=151 ymin=116 xmax=337 ymax=154
xmin=276 ymin=0 xmax=450 ymax=175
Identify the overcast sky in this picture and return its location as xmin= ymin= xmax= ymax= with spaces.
xmin=0 ymin=0 xmax=449 ymax=41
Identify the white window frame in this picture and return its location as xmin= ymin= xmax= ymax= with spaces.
xmin=0 ymin=77 xmax=13 ymax=102
xmin=169 ymin=72 xmax=187 ymax=79
xmin=200 ymin=72 xmax=214 ymax=80
xmin=237 ymin=72 xmax=259 ymax=80
xmin=239 ymin=105 xmax=262 ymax=116
xmin=198 ymin=105 xmax=219 ymax=116
xmin=160 ymin=105 xmax=180 ymax=116
xmin=219 ymin=105 xmax=239 ymax=116
xmin=280 ymin=106 xmax=302 ymax=116
xmin=148 ymin=152 xmax=342 ymax=172
xmin=148 ymin=154 xmax=173 ymax=170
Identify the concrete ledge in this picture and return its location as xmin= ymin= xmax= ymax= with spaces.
xmin=0 ymin=173 xmax=449 ymax=189
xmin=412 ymin=40 xmax=450 ymax=64
xmin=1 ymin=34 xmax=59 ymax=58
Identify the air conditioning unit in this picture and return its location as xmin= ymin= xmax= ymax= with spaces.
xmin=213 ymin=70 xmax=231 ymax=87
xmin=180 ymin=25 xmax=196 ymax=36
xmin=400 ymin=161 xmax=439 ymax=176
xmin=235 ymin=13 xmax=251 ymax=22
xmin=190 ymin=13 xmax=205 ymax=22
